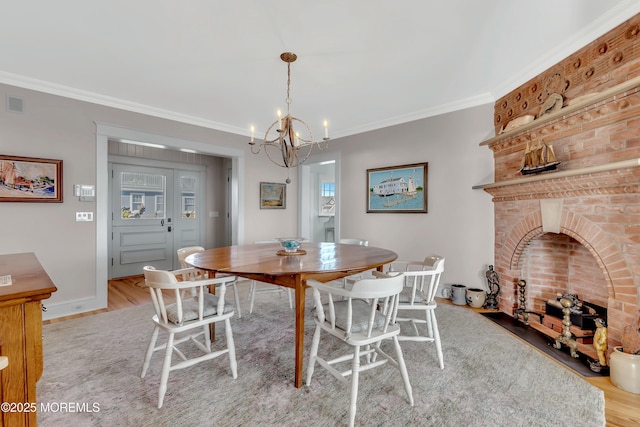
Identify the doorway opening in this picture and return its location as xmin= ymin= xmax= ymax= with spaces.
xmin=299 ymin=154 xmax=339 ymax=242
xmin=95 ymin=123 xmax=245 ymax=311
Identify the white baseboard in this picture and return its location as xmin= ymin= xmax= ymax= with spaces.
xmin=42 ymin=296 xmax=107 ymax=321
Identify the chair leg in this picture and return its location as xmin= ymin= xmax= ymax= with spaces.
xmin=392 ymin=336 xmax=414 ymax=406
xmin=348 ymin=345 xmax=361 ymax=427
xmin=249 ymin=281 xmax=291 ymax=313
xmin=225 ymin=318 xmax=238 ymax=378
xmin=141 ymin=326 xmax=159 ymax=378
xmin=158 ymin=332 xmax=175 ymax=408
xmin=286 ymin=288 xmax=293 ymax=310
xmin=429 ymin=310 xmax=444 ymax=369
xmin=232 ymin=283 xmax=242 ymax=318
xmin=306 ymin=325 xmax=322 ymax=385
xmin=411 ymin=319 xmax=420 ymax=336
xmin=426 ymin=310 xmax=434 ymax=338
xmin=203 ymin=324 xmax=211 ymax=351
xmin=248 ymin=281 xmax=257 ymax=314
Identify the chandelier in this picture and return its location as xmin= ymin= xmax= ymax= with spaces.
xmin=249 ymin=52 xmax=329 ymax=169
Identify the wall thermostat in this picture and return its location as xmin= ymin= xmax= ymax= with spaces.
xmin=74 ymin=184 xmax=95 ymax=201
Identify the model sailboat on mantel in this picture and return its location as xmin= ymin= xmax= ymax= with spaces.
xmin=520 ymin=140 xmax=561 ymax=175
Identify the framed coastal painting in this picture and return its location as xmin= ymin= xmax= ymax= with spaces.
xmin=0 ymin=155 xmax=63 ymax=202
xmin=260 ymin=182 xmax=286 ymax=209
xmin=367 ymin=162 xmax=427 ymax=213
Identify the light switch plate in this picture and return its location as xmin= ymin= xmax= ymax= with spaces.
xmin=76 ymin=212 xmax=94 ymax=221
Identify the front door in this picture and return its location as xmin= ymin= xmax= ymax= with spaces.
xmin=111 ymin=164 xmax=175 ymax=277
xmin=110 ymin=160 xmax=207 ymax=278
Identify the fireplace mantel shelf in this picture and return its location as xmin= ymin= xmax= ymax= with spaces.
xmin=479 ymin=75 xmax=640 ymax=148
xmin=472 ymin=158 xmax=640 ymax=190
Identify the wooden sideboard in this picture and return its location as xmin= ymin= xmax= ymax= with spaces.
xmin=0 ymin=253 xmax=57 ymax=427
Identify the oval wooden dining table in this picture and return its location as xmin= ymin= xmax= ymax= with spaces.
xmin=185 ymin=241 xmax=398 ymax=388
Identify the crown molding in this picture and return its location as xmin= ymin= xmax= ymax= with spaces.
xmin=0 ymin=70 xmax=247 ymax=136
xmin=334 ymin=91 xmax=495 ymax=139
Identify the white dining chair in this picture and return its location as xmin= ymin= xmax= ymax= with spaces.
xmin=329 ymin=238 xmax=370 ymax=292
xmin=247 ymin=240 xmax=293 ymax=314
xmin=177 ymin=246 xmax=242 ymax=318
xmin=339 ymin=238 xmax=368 ymax=246
xmin=305 ymin=273 xmax=414 ymax=427
xmin=140 ymin=265 xmax=238 ymax=408
xmin=381 ymin=256 xmax=446 ymax=369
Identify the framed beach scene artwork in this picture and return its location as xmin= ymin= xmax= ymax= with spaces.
xmin=367 ymin=162 xmax=427 ymax=213
xmin=0 ymin=155 xmax=63 ymax=202
xmin=260 ymin=182 xmax=286 ymax=209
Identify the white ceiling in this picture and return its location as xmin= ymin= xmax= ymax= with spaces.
xmin=1 ymin=1 xmax=639 ymax=140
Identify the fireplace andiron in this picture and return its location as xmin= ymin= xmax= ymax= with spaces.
xmin=554 ymin=297 xmax=579 ymax=359
xmin=514 ymin=279 xmax=529 ymax=325
xmin=484 ymin=265 xmax=500 ymax=310
xmin=513 ymin=279 xmax=544 ymax=325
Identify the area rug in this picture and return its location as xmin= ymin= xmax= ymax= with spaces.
xmin=38 ymin=286 xmax=605 ymax=426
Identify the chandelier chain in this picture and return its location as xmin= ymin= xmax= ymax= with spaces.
xmin=286 ymin=61 xmax=292 ymax=111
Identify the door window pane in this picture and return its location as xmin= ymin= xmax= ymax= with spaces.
xmin=155 ymin=195 xmax=165 ymax=218
xmin=180 ymin=175 xmax=197 ymax=219
xmin=119 ymin=172 xmax=166 ymax=219
xmin=131 ymin=193 xmax=144 ymax=213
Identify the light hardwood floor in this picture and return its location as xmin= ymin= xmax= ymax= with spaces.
xmin=44 ymin=277 xmax=640 ymax=426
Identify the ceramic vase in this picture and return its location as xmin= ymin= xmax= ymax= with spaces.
xmin=466 ymin=288 xmax=486 ymax=308
xmin=609 ymin=346 xmax=640 ymax=394
xmin=451 ymin=284 xmax=467 ymax=305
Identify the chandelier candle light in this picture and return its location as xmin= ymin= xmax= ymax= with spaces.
xmin=250 ymin=52 xmax=329 ymax=178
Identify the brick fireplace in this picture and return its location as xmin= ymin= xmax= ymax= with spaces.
xmin=478 ymin=14 xmax=640 ymax=349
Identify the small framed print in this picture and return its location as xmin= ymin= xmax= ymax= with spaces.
xmin=260 ymin=182 xmax=286 ymax=209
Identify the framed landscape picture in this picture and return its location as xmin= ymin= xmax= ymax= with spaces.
xmin=260 ymin=182 xmax=286 ymax=209
xmin=0 ymin=155 xmax=63 ymax=202
xmin=367 ymin=162 xmax=427 ymax=213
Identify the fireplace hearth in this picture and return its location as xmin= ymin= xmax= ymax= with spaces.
xmin=483 ymin=311 xmax=606 ymax=377
xmin=509 ymin=277 xmax=607 ymax=363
